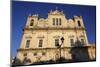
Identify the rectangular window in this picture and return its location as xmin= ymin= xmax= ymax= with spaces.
xmin=55 ymin=39 xmax=59 ymax=47
xmin=25 ymin=40 xmax=30 ymax=48
xmin=53 ymin=18 xmax=55 ymax=25
xmin=39 ymin=39 xmax=43 ymax=47
xmin=56 ymin=18 xmax=58 ymax=25
xmin=70 ymin=39 xmax=74 ymax=46
xmin=59 ymin=18 xmax=61 ymax=25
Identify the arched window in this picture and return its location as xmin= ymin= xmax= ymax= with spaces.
xmin=81 ymin=39 xmax=85 ymax=45
xmin=77 ymin=20 xmax=81 ymax=27
xmin=30 ymin=19 xmax=34 ymax=26
xmin=30 ymin=22 xmax=33 ymax=26
xmin=23 ymin=57 xmax=31 ymax=64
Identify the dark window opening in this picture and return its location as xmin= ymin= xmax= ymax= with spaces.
xmin=30 ymin=19 xmax=34 ymax=26
xmin=59 ymin=18 xmax=61 ymax=25
xmin=30 ymin=22 xmax=33 ymax=26
xmin=56 ymin=18 xmax=58 ymax=25
xmin=34 ymin=52 xmax=37 ymax=56
xmin=25 ymin=40 xmax=30 ymax=48
xmin=42 ymin=52 xmax=46 ymax=56
xmin=78 ymin=20 xmax=81 ymax=27
xmin=70 ymin=39 xmax=74 ymax=46
xmin=24 ymin=53 xmax=27 ymax=56
xmin=53 ymin=18 xmax=55 ymax=25
xmin=39 ymin=39 xmax=43 ymax=47
xmin=81 ymin=39 xmax=85 ymax=45
xmin=55 ymin=39 xmax=59 ymax=47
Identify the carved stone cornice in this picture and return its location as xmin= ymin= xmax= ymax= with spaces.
xmin=23 ymin=27 xmax=85 ymax=31
xmin=17 ymin=45 xmax=95 ymax=52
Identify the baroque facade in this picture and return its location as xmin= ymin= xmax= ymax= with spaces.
xmin=16 ymin=9 xmax=96 ymax=64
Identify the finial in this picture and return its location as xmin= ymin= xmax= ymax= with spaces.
xmin=36 ymin=14 xmax=38 ymax=16
xmin=32 ymin=14 xmax=38 ymax=17
xmin=79 ymin=16 xmax=82 ymax=18
xmin=28 ymin=13 xmax=31 ymax=17
xmin=56 ymin=7 xmax=58 ymax=11
xmin=50 ymin=9 xmax=52 ymax=13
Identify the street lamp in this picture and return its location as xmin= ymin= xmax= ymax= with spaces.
xmin=59 ymin=37 xmax=64 ymax=60
xmin=55 ymin=37 xmax=64 ymax=62
xmin=61 ymin=37 xmax=64 ymax=44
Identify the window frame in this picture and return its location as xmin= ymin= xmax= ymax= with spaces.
xmin=59 ymin=18 xmax=61 ymax=25
xmin=55 ymin=39 xmax=59 ymax=47
xmin=39 ymin=39 xmax=43 ymax=47
xmin=56 ymin=18 xmax=58 ymax=25
xmin=70 ymin=39 xmax=74 ymax=46
xmin=53 ymin=18 xmax=55 ymax=25
xmin=25 ymin=40 xmax=30 ymax=48
xmin=42 ymin=52 xmax=46 ymax=56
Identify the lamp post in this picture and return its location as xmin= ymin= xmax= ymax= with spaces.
xmin=59 ymin=37 xmax=64 ymax=60
xmin=56 ymin=37 xmax=64 ymax=62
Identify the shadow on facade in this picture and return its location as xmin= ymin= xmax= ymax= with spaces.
xmin=12 ymin=48 xmax=94 ymax=67
xmin=70 ymin=40 xmax=90 ymax=62
xmin=70 ymin=46 xmax=90 ymax=62
xmin=12 ymin=41 xmax=95 ymax=67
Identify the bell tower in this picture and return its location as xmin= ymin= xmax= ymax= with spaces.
xmin=25 ymin=14 xmax=38 ymax=28
xmin=73 ymin=16 xmax=89 ymax=46
xmin=73 ymin=16 xmax=85 ymax=28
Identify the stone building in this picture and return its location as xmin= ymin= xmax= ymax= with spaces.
xmin=16 ymin=9 xmax=96 ymax=64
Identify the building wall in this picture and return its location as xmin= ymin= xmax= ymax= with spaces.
xmin=20 ymin=29 xmax=88 ymax=48
xmin=16 ymin=10 xmax=95 ymax=64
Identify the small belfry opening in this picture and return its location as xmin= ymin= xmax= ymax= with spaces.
xmin=30 ymin=19 xmax=34 ymax=26
xmin=77 ymin=20 xmax=81 ymax=27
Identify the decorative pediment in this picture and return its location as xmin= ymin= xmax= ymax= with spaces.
xmin=53 ymin=35 xmax=60 ymax=38
xmin=37 ymin=36 xmax=45 ymax=38
xmin=68 ymin=35 xmax=74 ymax=38
xmin=49 ymin=9 xmax=64 ymax=15
xmin=25 ymin=36 xmax=32 ymax=39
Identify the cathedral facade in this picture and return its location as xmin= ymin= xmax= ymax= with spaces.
xmin=16 ymin=9 xmax=95 ymax=64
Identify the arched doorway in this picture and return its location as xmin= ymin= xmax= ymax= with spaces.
xmin=23 ymin=57 xmax=31 ymax=64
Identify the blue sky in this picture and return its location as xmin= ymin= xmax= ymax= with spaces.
xmin=11 ymin=1 xmax=96 ymax=57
